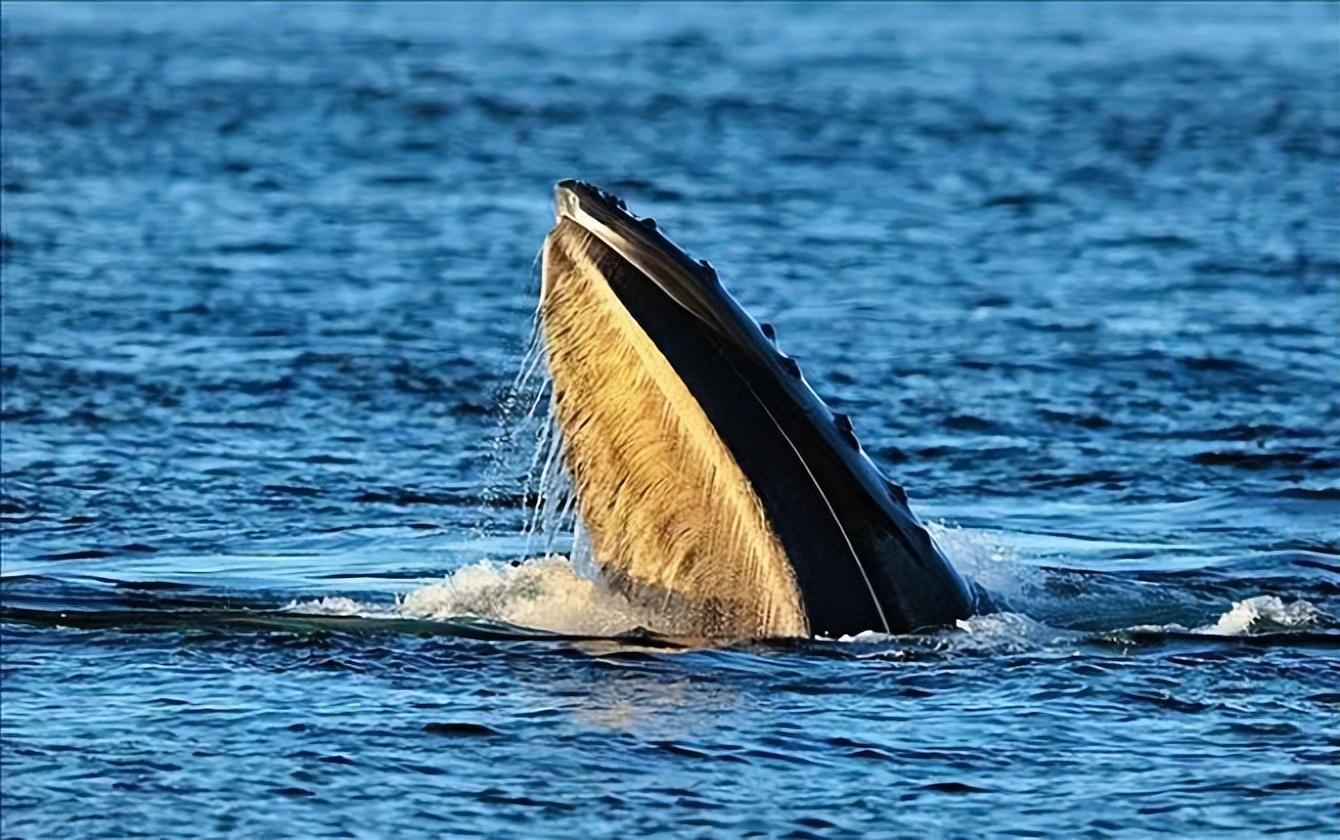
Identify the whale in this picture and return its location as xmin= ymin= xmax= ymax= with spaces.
xmin=540 ymin=180 xmax=979 ymax=637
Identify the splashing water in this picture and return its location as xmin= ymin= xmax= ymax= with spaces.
xmin=1115 ymin=594 xmax=1328 ymax=638
xmin=288 ymin=556 xmax=677 ymax=635
xmin=1198 ymin=595 xmax=1322 ymax=635
xmin=396 ymin=556 xmax=667 ymax=636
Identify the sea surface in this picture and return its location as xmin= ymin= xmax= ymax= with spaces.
xmin=3 ymin=3 xmax=1339 ymax=837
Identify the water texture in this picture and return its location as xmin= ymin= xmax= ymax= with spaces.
xmin=2 ymin=3 xmax=1339 ymax=837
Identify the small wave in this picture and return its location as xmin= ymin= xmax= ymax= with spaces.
xmin=926 ymin=521 xmax=1034 ymax=603
xmin=1126 ymin=595 xmax=1326 ymax=637
xmin=951 ymin=612 xmax=1076 ymax=650
xmin=924 ymin=521 xmax=1334 ymax=637
xmin=288 ymin=596 xmax=366 ymax=617
xmin=1196 ymin=595 xmax=1323 ymax=636
xmin=833 ymin=612 xmax=1077 ymax=657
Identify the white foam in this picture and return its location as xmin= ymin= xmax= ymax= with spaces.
xmin=835 ymin=629 xmax=896 ymax=643
xmin=1124 ymin=595 xmax=1325 ymax=637
xmin=1196 ymin=595 xmax=1321 ymax=636
xmin=287 ymin=555 xmax=669 ymax=636
xmin=283 ymin=595 xmax=366 ymax=616
xmin=832 ymin=612 xmax=1074 ymax=654
xmin=397 ymin=555 xmax=666 ymax=635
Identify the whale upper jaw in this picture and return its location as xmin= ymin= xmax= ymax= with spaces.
xmin=552 ymin=179 xmax=737 ymax=340
xmin=542 ymin=179 xmax=977 ymax=637
xmin=551 ymin=180 xmax=807 ymax=387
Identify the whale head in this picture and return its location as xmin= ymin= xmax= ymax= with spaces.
xmin=540 ymin=180 xmax=975 ymax=637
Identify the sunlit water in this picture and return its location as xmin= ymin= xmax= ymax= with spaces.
xmin=3 ymin=3 xmax=1339 ymax=837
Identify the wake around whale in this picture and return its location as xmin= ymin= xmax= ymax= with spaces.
xmin=539 ymin=180 xmax=981 ymax=638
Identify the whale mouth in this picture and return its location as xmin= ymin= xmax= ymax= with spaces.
xmin=540 ymin=180 xmax=975 ymax=638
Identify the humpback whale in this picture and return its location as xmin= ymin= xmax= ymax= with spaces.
xmin=540 ymin=180 xmax=978 ymax=637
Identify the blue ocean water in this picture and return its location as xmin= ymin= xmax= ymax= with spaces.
xmin=3 ymin=2 xmax=1339 ymax=836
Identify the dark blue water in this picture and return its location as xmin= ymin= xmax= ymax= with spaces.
xmin=3 ymin=3 xmax=1339 ymax=837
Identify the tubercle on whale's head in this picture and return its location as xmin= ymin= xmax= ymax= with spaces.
xmin=553 ymin=179 xmax=719 ymax=292
xmin=555 ymin=179 xmax=618 ymax=221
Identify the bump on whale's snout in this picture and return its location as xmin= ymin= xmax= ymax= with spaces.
xmin=555 ymin=179 xmax=625 ymax=221
xmin=548 ymin=179 xmax=755 ymax=362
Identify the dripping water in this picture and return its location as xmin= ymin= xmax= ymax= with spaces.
xmin=475 ymin=246 xmax=593 ymax=575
